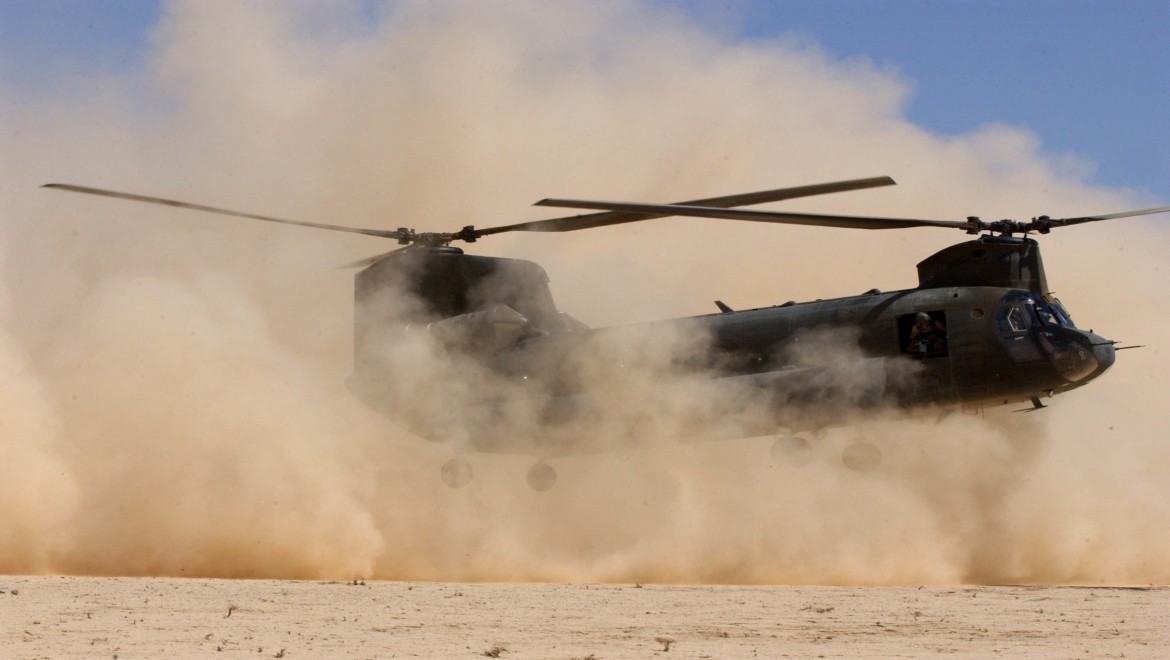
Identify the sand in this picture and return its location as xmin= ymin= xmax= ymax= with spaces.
xmin=2 ymin=577 xmax=1166 ymax=658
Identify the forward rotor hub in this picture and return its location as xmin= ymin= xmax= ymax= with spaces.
xmin=966 ymin=217 xmax=1052 ymax=236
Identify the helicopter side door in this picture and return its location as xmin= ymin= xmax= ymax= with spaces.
xmin=889 ymin=307 xmax=956 ymax=404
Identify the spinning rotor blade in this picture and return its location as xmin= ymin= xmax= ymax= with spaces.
xmin=42 ymin=183 xmax=406 ymax=240
xmin=478 ymin=176 xmax=896 ymax=235
xmin=534 ymin=198 xmax=969 ymax=230
xmin=1039 ymin=205 xmax=1170 ymax=228
xmin=342 ymin=245 xmax=421 ymax=269
xmin=536 ymin=199 xmax=1170 ymax=235
xmin=46 ymin=177 xmax=1170 ymax=258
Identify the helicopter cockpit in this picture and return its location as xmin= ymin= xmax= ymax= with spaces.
xmin=997 ymin=292 xmax=1076 ymax=332
xmin=996 ymin=291 xmax=1110 ymax=384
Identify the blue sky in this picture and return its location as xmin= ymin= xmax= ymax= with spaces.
xmin=686 ymin=0 xmax=1170 ymax=200
xmin=2 ymin=0 xmax=1168 ymax=200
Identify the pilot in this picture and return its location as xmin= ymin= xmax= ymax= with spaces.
xmin=908 ymin=312 xmax=947 ymax=355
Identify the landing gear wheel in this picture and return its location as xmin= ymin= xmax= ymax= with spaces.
xmin=526 ymin=461 xmax=557 ymax=492
xmin=771 ymin=435 xmax=814 ymax=466
xmin=441 ymin=458 xmax=473 ymax=489
xmin=842 ymin=442 xmax=882 ymax=472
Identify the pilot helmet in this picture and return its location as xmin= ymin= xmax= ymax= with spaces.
xmin=915 ymin=312 xmax=931 ymax=323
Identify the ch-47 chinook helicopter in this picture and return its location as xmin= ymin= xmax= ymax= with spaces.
xmin=44 ymin=177 xmax=1170 ymax=490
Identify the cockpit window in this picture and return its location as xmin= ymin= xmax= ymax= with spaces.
xmin=996 ymin=291 xmax=1079 ymax=335
xmin=1044 ymin=299 xmax=1076 ymax=328
xmin=1028 ymin=298 xmax=1076 ymax=329
xmin=1034 ymin=304 xmax=1058 ymax=327
xmin=1006 ymin=307 xmax=1028 ymax=333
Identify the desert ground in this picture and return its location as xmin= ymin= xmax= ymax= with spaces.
xmin=2 ymin=577 xmax=1166 ymax=659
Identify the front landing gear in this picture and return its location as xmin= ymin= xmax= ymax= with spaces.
xmin=771 ymin=435 xmax=815 ymax=466
xmin=440 ymin=458 xmax=473 ymax=489
xmin=526 ymin=461 xmax=557 ymax=492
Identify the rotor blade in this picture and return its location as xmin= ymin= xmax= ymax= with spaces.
xmin=341 ymin=245 xmax=418 ymax=269
xmin=42 ymin=183 xmax=406 ymax=240
xmin=534 ymin=198 xmax=970 ymax=230
xmin=1044 ymin=205 xmax=1170 ymax=227
xmin=476 ymin=176 xmax=896 ymax=236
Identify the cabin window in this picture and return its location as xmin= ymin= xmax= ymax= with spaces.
xmin=900 ymin=311 xmax=948 ymax=358
xmin=1005 ymin=306 xmax=1028 ymax=333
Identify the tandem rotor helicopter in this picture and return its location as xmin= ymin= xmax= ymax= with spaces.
xmin=44 ymin=177 xmax=1170 ymax=490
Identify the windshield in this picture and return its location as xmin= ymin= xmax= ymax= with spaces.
xmin=995 ymin=291 xmax=1097 ymax=382
xmin=996 ymin=292 xmax=1078 ymax=335
xmin=1034 ymin=298 xmax=1076 ymax=329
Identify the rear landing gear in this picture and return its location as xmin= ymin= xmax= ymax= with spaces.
xmin=440 ymin=458 xmax=473 ymax=489
xmin=769 ymin=433 xmax=883 ymax=472
xmin=526 ymin=460 xmax=557 ymax=492
xmin=438 ymin=457 xmax=558 ymax=490
xmin=842 ymin=441 xmax=882 ymax=471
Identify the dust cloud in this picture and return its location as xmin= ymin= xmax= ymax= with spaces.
xmin=1 ymin=0 xmax=1168 ymax=585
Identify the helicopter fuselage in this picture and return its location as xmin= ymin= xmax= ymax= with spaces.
xmin=443 ymin=285 xmax=1113 ymax=454
xmin=348 ymin=240 xmax=1115 ymax=457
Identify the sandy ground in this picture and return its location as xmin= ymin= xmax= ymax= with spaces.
xmin=1 ymin=577 xmax=1167 ymax=659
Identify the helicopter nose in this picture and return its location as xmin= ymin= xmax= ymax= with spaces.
xmin=1070 ymin=331 xmax=1116 ymax=383
xmin=1042 ymin=328 xmax=1114 ymax=383
xmin=1091 ymin=339 xmax=1116 ymax=373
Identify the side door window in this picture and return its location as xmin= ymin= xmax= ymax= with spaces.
xmin=900 ymin=311 xmax=948 ymax=358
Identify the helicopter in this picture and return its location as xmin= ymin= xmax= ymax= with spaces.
xmin=43 ymin=177 xmax=1170 ymax=490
